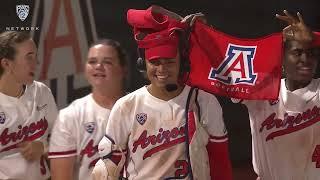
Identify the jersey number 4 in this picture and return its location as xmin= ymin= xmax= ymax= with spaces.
xmin=312 ymin=145 xmax=320 ymax=168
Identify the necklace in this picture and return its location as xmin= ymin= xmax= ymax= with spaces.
xmin=16 ymin=85 xmax=25 ymax=98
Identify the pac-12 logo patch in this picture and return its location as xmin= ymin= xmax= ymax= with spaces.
xmin=136 ymin=113 xmax=147 ymax=125
xmin=0 ymin=112 xmax=6 ymax=124
xmin=209 ymin=43 xmax=257 ymax=85
xmin=84 ymin=122 xmax=96 ymax=133
xmin=16 ymin=5 xmax=29 ymax=21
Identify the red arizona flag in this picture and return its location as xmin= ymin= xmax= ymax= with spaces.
xmin=187 ymin=22 xmax=283 ymax=100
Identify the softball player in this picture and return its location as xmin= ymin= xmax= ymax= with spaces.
xmin=94 ymin=8 xmax=233 ymax=180
xmin=49 ymin=39 xmax=127 ymax=180
xmin=235 ymin=11 xmax=320 ymax=180
xmin=0 ymin=31 xmax=58 ymax=180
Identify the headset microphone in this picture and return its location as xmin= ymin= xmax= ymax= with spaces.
xmin=136 ymin=56 xmax=146 ymax=73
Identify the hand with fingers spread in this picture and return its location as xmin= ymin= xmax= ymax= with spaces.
xmin=276 ymin=10 xmax=313 ymax=42
xmin=18 ymin=141 xmax=44 ymax=161
xmin=181 ymin=12 xmax=207 ymax=27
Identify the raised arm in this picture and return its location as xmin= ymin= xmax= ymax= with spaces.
xmin=181 ymin=12 xmax=207 ymax=27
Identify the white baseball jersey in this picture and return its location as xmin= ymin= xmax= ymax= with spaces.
xmin=240 ymin=78 xmax=320 ymax=180
xmin=49 ymin=94 xmax=111 ymax=180
xmin=0 ymin=81 xmax=58 ymax=180
xmin=105 ymin=85 xmax=227 ymax=179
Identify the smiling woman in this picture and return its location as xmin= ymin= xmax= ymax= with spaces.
xmin=232 ymin=11 xmax=320 ymax=180
xmin=48 ymin=39 xmax=127 ymax=180
xmin=0 ymin=31 xmax=58 ymax=180
xmin=92 ymin=7 xmax=233 ymax=180
xmin=283 ymin=40 xmax=320 ymax=90
xmin=85 ymin=40 xmax=127 ymax=92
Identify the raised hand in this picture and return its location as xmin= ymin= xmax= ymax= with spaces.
xmin=181 ymin=12 xmax=207 ymax=27
xmin=276 ymin=10 xmax=313 ymax=42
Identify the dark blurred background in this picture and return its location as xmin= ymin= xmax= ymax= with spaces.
xmin=92 ymin=0 xmax=320 ymax=92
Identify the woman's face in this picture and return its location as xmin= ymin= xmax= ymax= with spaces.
xmin=85 ymin=44 xmax=126 ymax=89
xmin=5 ymin=39 xmax=38 ymax=85
xmin=283 ymin=40 xmax=319 ymax=85
xmin=145 ymin=53 xmax=180 ymax=89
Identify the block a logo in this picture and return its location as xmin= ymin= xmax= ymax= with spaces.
xmin=16 ymin=4 xmax=29 ymax=21
xmin=209 ymin=43 xmax=257 ymax=85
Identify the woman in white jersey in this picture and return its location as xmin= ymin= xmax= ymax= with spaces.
xmin=48 ymin=39 xmax=127 ymax=180
xmin=0 ymin=31 xmax=58 ymax=180
xmin=95 ymin=7 xmax=233 ymax=180
xmin=235 ymin=11 xmax=320 ymax=180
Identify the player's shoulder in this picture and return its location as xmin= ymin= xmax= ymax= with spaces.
xmin=54 ymin=97 xmax=91 ymax=128
xmin=196 ymin=88 xmax=215 ymax=98
xmin=57 ymin=96 xmax=91 ymax=123
xmin=109 ymin=87 xmax=146 ymax=114
xmin=311 ymin=78 xmax=320 ymax=89
xmin=62 ymin=94 xmax=92 ymax=112
xmin=26 ymin=81 xmax=55 ymax=103
xmin=116 ymin=86 xmax=145 ymax=103
xmin=29 ymin=81 xmax=51 ymax=93
xmin=194 ymin=87 xmax=222 ymax=106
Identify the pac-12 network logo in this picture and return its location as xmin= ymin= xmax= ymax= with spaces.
xmin=209 ymin=43 xmax=257 ymax=85
xmin=16 ymin=4 xmax=30 ymax=21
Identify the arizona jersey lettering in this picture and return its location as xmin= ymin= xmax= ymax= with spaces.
xmin=240 ymin=79 xmax=320 ymax=180
xmin=49 ymin=94 xmax=110 ymax=180
xmin=104 ymin=86 xmax=227 ymax=179
xmin=0 ymin=81 xmax=58 ymax=180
